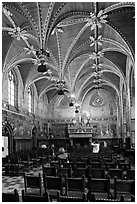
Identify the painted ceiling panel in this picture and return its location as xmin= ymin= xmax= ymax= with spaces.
xmin=104 ymin=51 xmax=127 ymax=76
xmin=108 ymin=7 xmax=135 ymax=53
xmin=18 ymin=61 xmax=33 ymax=85
xmin=35 ymin=78 xmax=49 ymax=95
xmin=58 ymin=22 xmax=86 ymax=62
xmin=103 ymin=72 xmax=120 ymax=88
xmin=2 ymin=35 xmax=13 ymax=68
xmin=98 ymin=2 xmax=118 ymax=10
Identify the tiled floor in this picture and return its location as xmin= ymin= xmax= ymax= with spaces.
xmin=2 ymin=166 xmax=44 ymax=201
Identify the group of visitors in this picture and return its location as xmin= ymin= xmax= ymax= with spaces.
xmin=40 ymin=140 xmax=107 ymax=160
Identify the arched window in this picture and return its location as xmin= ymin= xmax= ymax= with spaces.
xmin=28 ymin=85 xmax=34 ymax=113
xmin=8 ymin=70 xmax=18 ymax=107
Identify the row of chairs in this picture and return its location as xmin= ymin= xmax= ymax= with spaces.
xmin=43 ymin=164 xmax=135 ymax=180
xmin=2 ymin=154 xmax=34 ymax=176
xmin=23 ymin=171 xmax=135 ymax=202
xmin=2 ymin=177 xmax=135 ymax=202
xmin=50 ymin=157 xmax=132 ymax=170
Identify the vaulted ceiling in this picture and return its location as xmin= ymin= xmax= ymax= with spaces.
xmin=2 ymin=2 xmax=135 ymax=103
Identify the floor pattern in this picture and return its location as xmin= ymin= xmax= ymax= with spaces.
xmin=2 ymin=166 xmax=44 ymax=201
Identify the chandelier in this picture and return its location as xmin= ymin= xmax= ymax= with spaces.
xmin=35 ymin=49 xmax=50 ymax=73
xmin=56 ymin=79 xmax=65 ymax=95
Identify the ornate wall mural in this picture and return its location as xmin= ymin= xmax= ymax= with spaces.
xmin=89 ymin=91 xmax=105 ymax=107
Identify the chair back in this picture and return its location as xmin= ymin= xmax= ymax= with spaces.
xmin=57 ymin=191 xmax=87 ymax=202
xmin=22 ymin=189 xmax=49 ymax=202
xmin=57 ymin=166 xmax=72 ymax=177
xmin=63 ymin=161 xmax=73 ymax=168
xmin=2 ymin=156 xmax=9 ymax=165
xmin=88 ymin=167 xmax=106 ymax=178
xmin=117 ymin=158 xmax=125 ymax=164
xmin=24 ymin=173 xmax=42 ymax=195
xmin=107 ymin=168 xmax=124 ymax=179
xmin=89 ymin=161 xmax=101 ymax=168
xmin=89 ymin=193 xmax=122 ymax=202
xmin=126 ymin=169 xmax=135 ymax=180
xmin=118 ymin=163 xmax=131 ymax=171
xmin=43 ymin=175 xmax=63 ymax=192
xmin=114 ymin=176 xmax=135 ymax=199
xmin=10 ymin=155 xmax=19 ymax=164
xmin=73 ymin=166 xmax=88 ymax=178
xmin=74 ymin=161 xmax=86 ymax=168
xmin=43 ymin=165 xmax=57 ymax=177
xmin=20 ymin=154 xmax=29 ymax=162
xmin=2 ymin=189 xmax=19 ymax=202
xmin=88 ymin=175 xmax=110 ymax=196
xmin=50 ymin=160 xmax=60 ymax=167
xmin=65 ymin=175 xmax=85 ymax=195
xmin=105 ymin=162 xmax=117 ymax=169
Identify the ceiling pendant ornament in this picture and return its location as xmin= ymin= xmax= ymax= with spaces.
xmin=87 ymin=3 xmax=107 ymax=90
xmin=2 ymin=6 xmax=34 ymax=43
xmin=51 ymin=26 xmax=64 ymax=35
xmin=8 ymin=26 xmax=28 ymax=41
xmin=86 ymin=10 xmax=108 ymax=30
xmin=24 ymin=45 xmax=36 ymax=55
xmin=92 ymin=63 xmax=102 ymax=70
xmin=90 ymin=35 xmax=102 ymax=47
xmin=89 ymin=51 xmax=104 ymax=60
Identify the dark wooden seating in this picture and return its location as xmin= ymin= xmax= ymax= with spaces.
xmin=50 ymin=160 xmax=60 ymax=167
xmin=87 ymin=175 xmax=111 ymax=201
xmin=2 ymin=156 xmax=9 ymax=166
xmin=107 ymin=168 xmax=124 ymax=179
xmin=64 ymin=175 xmax=86 ymax=198
xmin=56 ymin=166 xmax=72 ymax=177
xmin=74 ymin=161 xmax=86 ymax=168
xmin=2 ymin=156 xmax=10 ymax=176
xmin=29 ymin=151 xmax=41 ymax=167
xmin=114 ymin=176 xmax=135 ymax=201
xmin=9 ymin=155 xmax=24 ymax=176
xmin=126 ymin=169 xmax=135 ymax=180
xmin=37 ymin=148 xmax=48 ymax=164
xmin=89 ymin=161 xmax=101 ymax=168
xmin=22 ymin=189 xmax=50 ymax=202
xmin=90 ymin=158 xmax=101 ymax=163
xmin=105 ymin=162 xmax=117 ymax=169
xmin=118 ymin=163 xmax=131 ymax=171
xmin=20 ymin=154 xmax=33 ymax=171
xmin=43 ymin=165 xmax=57 ymax=178
xmin=82 ymin=157 xmax=90 ymax=165
xmin=24 ymin=173 xmax=42 ymax=196
xmin=2 ymin=189 xmax=19 ymax=202
xmin=116 ymin=158 xmax=125 ymax=164
xmin=88 ymin=167 xmax=106 ymax=178
xmin=9 ymin=155 xmax=20 ymax=164
xmin=73 ymin=166 xmax=88 ymax=178
xmin=89 ymin=193 xmax=123 ymax=202
xmin=63 ymin=161 xmax=73 ymax=169
xmin=43 ymin=175 xmax=63 ymax=201
xmin=57 ymin=191 xmax=87 ymax=202
xmin=103 ymin=158 xmax=113 ymax=163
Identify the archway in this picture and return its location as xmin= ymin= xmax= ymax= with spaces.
xmin=2 ymin=122 xmax=13 ymax=156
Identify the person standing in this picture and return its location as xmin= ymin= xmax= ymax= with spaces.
xmin=91 ymin=141 xmax=100 ymax=153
